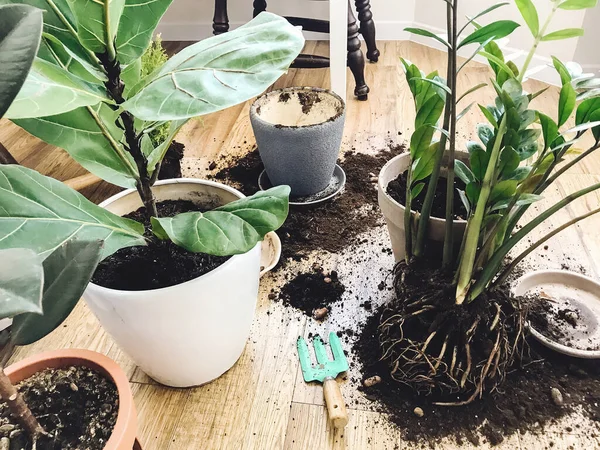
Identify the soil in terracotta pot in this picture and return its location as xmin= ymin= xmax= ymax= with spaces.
xmin=93 ymin=200 xmax=230 ymax=290
xmin=0 ymin=366 xmax=118 ymax=450
xmin=353 ymin=264 xmax=600 ymax=447
xmin=386 ymin=171 xmax=468 ymax=220
xmin=274 ymin=265 xmax=345 ymax=319
xmin=157 ymin=141 xmax=184 ymax=180
xmin=210 ymin=144 xmax=406 ymax=265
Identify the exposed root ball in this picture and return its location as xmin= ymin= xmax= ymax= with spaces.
xmin=377 ymin=260 xmax=529 ymax=405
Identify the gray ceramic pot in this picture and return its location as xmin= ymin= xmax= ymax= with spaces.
xmin=250 ymin=87 xmax=346 ymax=196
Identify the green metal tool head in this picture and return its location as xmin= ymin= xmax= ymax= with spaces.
xmin=297 ymin=332 xmax=349 ymax=383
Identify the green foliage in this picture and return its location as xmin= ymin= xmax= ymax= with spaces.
xmin=152 ymin=186 xmax=290 ymax=256
xmin=0 ymin=248 xmax=44 ymax=319
xmin=140 ymin=36 xmax=170 ymax=146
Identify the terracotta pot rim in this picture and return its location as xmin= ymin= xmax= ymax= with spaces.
xmin=5 ymin=349 xmax=137 ymax=450
xmin=378 ymin=152 xmax=469 ymax=225
xmin=88 ymin=177 xmax=259 ymax=296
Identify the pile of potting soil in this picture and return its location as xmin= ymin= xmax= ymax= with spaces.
xmin=0 ymin=366 xmax=118 ymax=450
xmin=353 ymin=308 xmax=600 ymax=448
xmin=209 ymin=144 xmax=406 ymax=264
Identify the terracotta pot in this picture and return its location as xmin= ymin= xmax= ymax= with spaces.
xmin=377 ymin=152 xmax=469 ymax=262
xmin=5 ymin=349 xmax=140 ymax=449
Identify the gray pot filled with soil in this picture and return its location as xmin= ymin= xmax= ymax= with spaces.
xmin=250 ymin=87 xmax=345 ymax=196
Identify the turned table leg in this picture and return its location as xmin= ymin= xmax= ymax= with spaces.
xmin=354 ymin=0 xmax=379 ymax=62
xmin=212 ymin=0 xmax=229 ymax=35
xmin=0 ymin=142 xmax=17 ymax=165
xmin=253 ymin=0 xmax=267 ymax=17
xmin=347 ymin=1 xmax=369 ymax=100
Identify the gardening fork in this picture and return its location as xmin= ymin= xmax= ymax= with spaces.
xmin=297 ymin=332 xmax=349 ymax=428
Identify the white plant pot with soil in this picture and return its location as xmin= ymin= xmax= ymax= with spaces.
xmin=378 ymin=152 xmax=468 ymax=262
xmin=83 ymin=179 xmax=262 ymax=387
xmin=250 ymin=87 xmax=346 ymax=196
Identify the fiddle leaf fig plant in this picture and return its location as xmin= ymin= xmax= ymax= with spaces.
xmin=0 ymin=2 xmax=304 ymax=260
xmin=380 ymin=0 xmax=600 ymax=405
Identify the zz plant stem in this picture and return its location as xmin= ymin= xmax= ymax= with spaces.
xmin=518 ymin=3 xmax=558 ymax=82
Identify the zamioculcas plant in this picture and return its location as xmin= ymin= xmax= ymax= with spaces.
xmin=379 ymin=0 xmax=600 ymax=404
xmin=0 ymin=1 xmax=304 ymax=260
xmin=0 ymin=240 xmax=103 ymax=445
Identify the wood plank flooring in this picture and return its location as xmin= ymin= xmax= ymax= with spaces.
xmin=1 ymin=40 xmax=600 ymax=449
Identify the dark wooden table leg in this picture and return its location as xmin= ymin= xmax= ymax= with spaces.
xmin=0 ymin=142 xmax=18 ymax=165
xmin=347 ymin=1 xmax=369 ymax=101
xmin=355 ymin=0 xmax=379 ymax=62
xmin=213 ymin=0 xmax=229 ymax=35
xmin=253 ymin=0 xmax=267 ymax=17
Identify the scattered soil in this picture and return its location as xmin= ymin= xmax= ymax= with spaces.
xmin=157 ymin=141 xmax=184 ymax=180
xmin=93 ymin=200 xmax=230 ymax=290
xmin=210 ymin=144 xmax=406 ymax=265
xmin=275 ymin=266 xmax=345 ymax=318
xmin=0 ymin=366 xmax=118 ymax=450
xmin=354 ymin=301 xmax=600 ymax=447
xmin=386 ymin=171 xmax=468 ymax=220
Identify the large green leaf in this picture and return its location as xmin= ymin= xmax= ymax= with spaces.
xmin=5 ymin=58 xmax=108 ymax=119
xmin=415 ymin=95 xmax=445 ymax=129
xmin=514 ymin=0 xmax=539 ymax=36
xmin=470 ymin=147 xmax=490 ymax=181
xmin=542 ymin=28 xmax=584 ymax=41
xmin=558 ymin=82 xmax=576 ymax=127
xmin=12 ymin=239 xmax=103 ymax=346
xmin=0 ymin=165 xmax=145 ymax=258
xmin=67 ymin=0 xmax=125 ymax=54
xmin=123 ymin=13 xmax=304 ymax=121
xmin=0 ymin=248 xmax=44 ymax=320
xmin=576 ymin=97 xmax=600 ymax=125
xmin=538 ymin=113 xmax=559 ymax=150
xmin=13 ymin=104 xmax=138 ymax=189
xmin=459 ymin=21 xmax=520 ymax=48
xmin=410 ymin=125 xmax=435 ymax=158
xmin=152 ymin=186 xmax=290 ymax=256
xmin=41 ymin=33 xmax=106 ymax=83
xmin=558 ymin=0 xmax=597 ymax=10
xmin=116 ymin=0 xmax=173 ymax=64
xmin=411 ymin=142 xmax=438 ymax=182
xmin=0 ymin=4 xmax=42 ymax=118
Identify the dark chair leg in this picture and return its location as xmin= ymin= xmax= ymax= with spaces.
xmin=0 ymin=142 xmax=18 ymax=165
xmin=212 ymin=0 xmax=229 ymax=35
xmin=355 ymin=0 xmax=379 ymax=62
xmin=347 ymin=1 xmax=369 ymax=101
xmin=253 ymin=0 xmax=267 ymax=17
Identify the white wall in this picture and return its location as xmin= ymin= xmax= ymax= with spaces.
xmin=573 ymin=5 xmax=600 ymax=70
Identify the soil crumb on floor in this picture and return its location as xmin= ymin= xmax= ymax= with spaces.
xmin=210 ymin=144 xmax=406 ymax=265
xmin=353 ymin=308 xmax=600 ymax=447
xmin=0 ymin=366 xmax=118 ymax=450
xmin=93 ymin=200 xmax=230 ymax=290
xmin=275 ymin=266 xmax=345 ymax=319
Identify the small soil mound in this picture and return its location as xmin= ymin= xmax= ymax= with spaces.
xmin=386 ymin=171 xmax=468 ymax=220
xmin=210 ymin=145 xmax=406 ymax=264
xmin=0 ymin=366 xmax=118 ymax=450
xmin=157 ymin=141 xmax=185 ymax=180
xmin=276 ymin=267 xmax=345 ymax=318
xmin=93 ymin=200 xmax=230 ymax=290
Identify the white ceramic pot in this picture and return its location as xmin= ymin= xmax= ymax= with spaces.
xmin=377 ymin=152 xmax=468 ymax=262
xmin=84 ymin=179 xmax=262 ymax=387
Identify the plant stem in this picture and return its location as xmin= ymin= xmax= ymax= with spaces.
xmin=0 ymin=367 xmax=46 ymax=440
xmin=493 ymin=206 xmax=600 ymax=287
xmin=518 ymin=4 xmax=558 ymax=82
xmin=443 ymin=0 xmax=458 ymax=268
xmin=404 ymin=167 xmax=414 ymax=259
xmin=471 ymin=180 xmax=600 ymax=299
xmin=98 ymin=53 xmax=158 ymax=218
xmin=413 ymin=0 xmax=453 ymax=258
xmin=455 ymin=115 xmax=507 ymax=304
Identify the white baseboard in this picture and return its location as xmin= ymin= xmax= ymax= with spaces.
xmin=156 ymin=19 xmax=578 ymax=86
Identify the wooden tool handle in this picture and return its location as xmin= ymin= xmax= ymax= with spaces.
xmin=323 ymin=377 xmax=348 ymax=429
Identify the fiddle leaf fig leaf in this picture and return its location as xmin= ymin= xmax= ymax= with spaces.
xmin=0 ymin=4 xmax=43 ymax=118
xmin=0 ymin=248 xmax=44 ymax=320
xmin=123 ymin=13 xmax=305 ymax=121
xmin=5 ymin=58 xmax=108 ymax=119
xmin=67 ymin=0 xmax=125 ymax=54
xmin=0 ymin=165 xmax=145 ymax=259
xmin=12 ymin=239 xmax=103 ymax=346
xmin=116 ymin=0 xmax=173 ymax=64
xmin=13 ymin=104 xmax=138 ymax=189
xmin=152 ymin=186 xmax=290 ymax=256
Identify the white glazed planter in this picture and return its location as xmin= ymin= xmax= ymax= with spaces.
xmin=377 ymin=152 xmax=468 ymax=262
xmin=84 ymin=179 xmax=261 ymax=387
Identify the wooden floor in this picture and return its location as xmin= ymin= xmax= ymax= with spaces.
xmin=2 ymin=41 xmax=600 ymax=449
